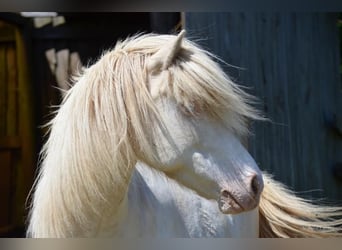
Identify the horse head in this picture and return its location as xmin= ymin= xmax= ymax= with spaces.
xmin=138 ymin=30 xmax=264 ymax=214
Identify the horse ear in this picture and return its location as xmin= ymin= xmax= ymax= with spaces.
xmin=147 ymin=30 xmax=186 ymax=72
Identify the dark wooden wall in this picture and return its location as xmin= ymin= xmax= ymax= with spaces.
xmin=185 ymin=13 xmax=342 ymax=202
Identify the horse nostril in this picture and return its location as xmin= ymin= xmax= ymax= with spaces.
xmin=251 ymin=175 xmax=259 ymax=195
xmin=221 ymin=189 xmax=230 ymax=198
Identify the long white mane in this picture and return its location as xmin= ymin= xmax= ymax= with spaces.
xmin=260 ymin=173 xmax=342 ymax=237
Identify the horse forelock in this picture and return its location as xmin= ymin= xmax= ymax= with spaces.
xmin=116 ymin=33 xmax=263 ymax=133
xmin=63 ymin=33 xmax=263 ymax=158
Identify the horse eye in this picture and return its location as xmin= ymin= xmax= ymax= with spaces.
xmin=179 ymin=102 xmax=201 ymax=117
xmin=179 ymin=104 xmax=192 ymax=116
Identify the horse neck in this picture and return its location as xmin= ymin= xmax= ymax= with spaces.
xmin=114 ymin=162 xmax=260 ymax=237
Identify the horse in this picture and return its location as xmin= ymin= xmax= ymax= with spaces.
xmin=26 ymin=30 xmax=342 ymax=238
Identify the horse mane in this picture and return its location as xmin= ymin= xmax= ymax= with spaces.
xmin=27 ymin=32 xmax=261 ymax=237
xmin=259 ymin=173 xmax=342 ymax=237
xmin=116 ymin=33 xmax=263 ymax=134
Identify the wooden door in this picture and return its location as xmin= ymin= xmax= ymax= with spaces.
xmin=0 ymin=20 xmax=36 ymax=236
xmin=0 ymin=20 xmax=20 ymax=234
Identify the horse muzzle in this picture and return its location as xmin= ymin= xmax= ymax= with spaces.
xmin=217 ymin=173 xmax=264 ymax=214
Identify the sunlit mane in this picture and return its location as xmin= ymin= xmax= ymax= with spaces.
xmin=104 ymin=32 xmax=262 ymax=135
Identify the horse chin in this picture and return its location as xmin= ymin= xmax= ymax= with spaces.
xmin=217 ymin=194 xmax=258 ymax=215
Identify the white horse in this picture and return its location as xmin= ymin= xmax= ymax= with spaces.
xmin=27 ymin=30 xmax=342 ymax=238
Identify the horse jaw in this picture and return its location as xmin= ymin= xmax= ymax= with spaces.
xmin=117 ymin=162 xmax=260 ymax=238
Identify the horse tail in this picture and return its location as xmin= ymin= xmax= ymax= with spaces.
xmin=259 ymin=173 xmax=342 ymax=237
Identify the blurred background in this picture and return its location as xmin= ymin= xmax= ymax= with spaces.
xmin=0 ymin=12 xmax=341 ymax=237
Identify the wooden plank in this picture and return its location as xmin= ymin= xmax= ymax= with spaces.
xmin=0 ymin=136 xmax=21 ymax=149
xmin=0 ymin=21 xmax=15 ymax=42
xmin=0 ymin=151 xmax=12 ymax=227
xmin=0 ymin=45 xmax=6 ymax=136
xmin=6 ymin=43 xmax=18 ymax=136
xmin=149 ymin=13 xmax=180 ymax=33
xmin=14 ymin=28 xmax=37 ymax=228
